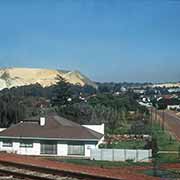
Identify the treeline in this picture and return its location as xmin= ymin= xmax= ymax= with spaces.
xmin=0 ymin=94 xmax=25 ymax=127
xmin=0 ymin=78 xmax=148 ymax=134
xmin=0 ymin=83 xmax=96 ymax=98
xmin=97 ymin=82 xmax=152 ymax=93
xmin=0 ymin=81 xmax=97 ymax=127
xmin=53 ymin=77 xmax=148 ymax=134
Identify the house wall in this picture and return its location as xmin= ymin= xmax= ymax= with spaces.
xmin=57 ymin=143 xmax=68 ymax=156
xmin=96 ymin=136 xmax=104 ymax=147
xmin=167 ymin=105 xmax=180 ymax=110
xmin=82 ymin=124 xmax=104 ymax=135
xmin=0 ymin=141 xmax=40 ymax=155
xmin=0 ymin=140 xmax=97 ymax=157
xmin=0 ymin=128 xmax=6 ymax=132
xmin=18 ymin=142 xmax=41 ymax=155
xmin=85 ymin=144 xmax=96 ymax=157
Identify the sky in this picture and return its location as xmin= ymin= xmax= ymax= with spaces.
xmin=0 ymin=0 xmax=180 ymax=83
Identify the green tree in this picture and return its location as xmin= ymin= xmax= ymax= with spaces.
xmin=52 ymin=75 xmax=73 ymax=106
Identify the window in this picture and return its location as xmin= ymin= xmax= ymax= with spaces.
xmin=20 ymin=140 xmax=33 ymax=148
xmin=40 ymin=142 xmax=57 ymax=155
xmin=2 ymin=140 xmax=12 ymax=147
xmin=68 ymin=144 xmax=85 ymax=155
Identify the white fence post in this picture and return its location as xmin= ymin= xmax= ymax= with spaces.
xmin=136 ymin=149 xmax=138 ymax=162
xmin=112 ymin=149 xmax=114 ymax=161
xmin=124 ymin=149 xmax=126 ymax=161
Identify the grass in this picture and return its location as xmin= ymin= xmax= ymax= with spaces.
xmin=48 ymin=158 xmax=151 ymax=168
xmin=150 ymin=123 xmax=180 ymax=163
xmin=144 ymin=169 xmax=180 ymax=178
xmin=157 ymin=153 xmax=180 ymax=163
xmin=151 ymin=123 xmax=180 ymax=151
xmin=102 ymin=122 xmax=179 ymax=151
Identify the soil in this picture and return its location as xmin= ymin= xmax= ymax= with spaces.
xmin=0 ymin=153 xmax=168 ymax=180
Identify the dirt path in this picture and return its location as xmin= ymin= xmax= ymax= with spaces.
xmin=0 ymin=153 xmax=162 ymax=180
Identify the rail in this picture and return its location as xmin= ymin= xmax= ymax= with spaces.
xmin=0 ymin=160 xmax=124 ymax=180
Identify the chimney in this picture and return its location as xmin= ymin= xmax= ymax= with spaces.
xmin=40 ymin=117 xmax=46 ymax=126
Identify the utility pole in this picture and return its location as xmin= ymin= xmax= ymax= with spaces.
xmin=152 ymin=137 xmax=159 ymax=177
xmin=151 ymin=107 xmax=153 ymax=124
xmin=178 ymin=144 xmax=180 ymax=159
xmin=155 ymin=108 xmax=158 ymax=123
xmin=162 ymin=110 xmax=165 ymax=131
xmin=150 ymin=107 xmax=153 ymax=136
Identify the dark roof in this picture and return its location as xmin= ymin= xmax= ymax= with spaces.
xmin=0 ymin=113 xmax=103 ymax=141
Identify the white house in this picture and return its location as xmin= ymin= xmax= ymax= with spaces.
xmin=167 ymin=105 xmax=180 ymax=110
xmin=0 ymin=113 xmax=104 ymax=158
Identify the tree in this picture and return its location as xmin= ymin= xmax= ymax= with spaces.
xmin=51 ymin=75 xmax=73 ymax=106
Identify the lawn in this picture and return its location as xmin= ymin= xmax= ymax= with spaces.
xmin=157 ymin=153 xmax=180 ymax=163
xmin=144 ymin=169 xmax=180 ymax=178
xmin=151 ymin=123 xmax=180 ymax=151
xmin=46 ymin=157 xmax=151 ymax=168
xmin=150 ymin=123 xmax=180 ymax=163
xmin=101 ymin=123 xmax=179 ymax=151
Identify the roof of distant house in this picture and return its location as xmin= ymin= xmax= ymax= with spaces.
xmin=0 ymin=113 xmax=103 ymax=141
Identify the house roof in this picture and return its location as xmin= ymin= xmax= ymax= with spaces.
xmin=0 ymin=113 xmax=103 ymax=141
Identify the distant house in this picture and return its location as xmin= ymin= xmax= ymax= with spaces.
xmin=167 ymin=105 xmax=180 ymax=110
xmin=0 ymin=113 xmax=104 ymax=157
xmin=168 ymin=88 xmax=180 ymax=93
xmin=133 ymin=89 xmax=145 ymax=94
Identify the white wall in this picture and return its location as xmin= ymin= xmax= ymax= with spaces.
xmin=82 ymin=124 xmax=104 ymax=135
xmin=0 ymin=141 xmax=40 ymax=155
xmin=85 ymin=144 xmax=96 ymax=157
xmin=0 ymin=141 xmax=16 ymax=153
xmin=18 ymin=142 xmax=40 ymax=155
xmin=0 ymin=128 xmax=6 ymax=132
xmin=96 ymin=136 xmax=104 ymax=147
xmin=0 ymin=140 xmax=98 ymax=157
xmin=91 ymin=149 xmax=152 ymax=162
xmin=82 ymin=123 xmax=105 ymax=149
xmin=57 ymin=143 xmax=68 ymax=156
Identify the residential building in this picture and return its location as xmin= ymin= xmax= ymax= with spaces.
xmin=0 ymin=113 xmax=104 ymax=157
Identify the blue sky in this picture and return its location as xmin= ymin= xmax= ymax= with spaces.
xmin=0 ymin=0 xmax=180 ymax=82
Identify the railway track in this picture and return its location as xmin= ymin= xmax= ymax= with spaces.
xmin=0 ymin=163 xmax=78 ymax=180
xmin=0 ymin=160 xmax=123 ymax=180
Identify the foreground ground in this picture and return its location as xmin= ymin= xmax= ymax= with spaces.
xmin=0 ymin=153 xmax=179 ymax=180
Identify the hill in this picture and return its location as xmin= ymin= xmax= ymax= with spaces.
xmin=0 ymin=67 xmax=97 ymax=90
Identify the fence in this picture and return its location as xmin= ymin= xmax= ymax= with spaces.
xmin=90 ymin=149 xmax=152 ymax=162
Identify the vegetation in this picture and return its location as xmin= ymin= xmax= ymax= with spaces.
xmin=0 ymin=84 xmax=53 ymax=127
xmin=152 ymin=97 xmax=180 ymax=110
xmin=144 ymin=169 xmax=180 ymax=178
xmin=46 ymin=157 xmax=151 ymax=168
xmin=0 ymin=94 xmax=25 ymax=127
xmin=56 ymin=94 xmax=148 ymax=133
xmin=151 ymin=123 xmax=179 ymax=151
xmin=99 ymin=140 xmax=146 ymax=149
xmin=0 ymin=76 xmax=148 ymax=137
xmin=149 ymin=123 xmax=180 ymax=164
